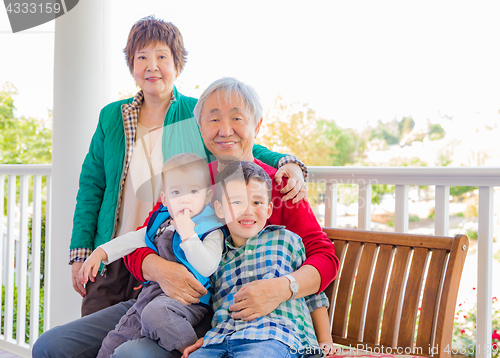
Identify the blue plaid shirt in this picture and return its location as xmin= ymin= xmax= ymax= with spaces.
xmin=204 ymin=225 xmax=329 ymax=356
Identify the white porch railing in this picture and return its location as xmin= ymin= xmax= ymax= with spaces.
xmin=0 ymin=165 xmax=52 ymax=358
xmin=0 ymin=164 xmax=498 ymax=357
xmin=308 ymin=166 xmax=500 ymax=358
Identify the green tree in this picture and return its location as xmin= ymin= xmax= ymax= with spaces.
xmin=398 ymin=116 xmax=415 ymax=138
xmin=369 ymin=119 xmax=400 ymax=146
xmin=258 ymin=97 xmax=364 ymax=166
xmin=315 ymin=120 xmax=365 ymax=166
xmin=428 ymin=122 xmax=445 ymax=141
xmin=0 ymin=83 xmax=52 ymax=164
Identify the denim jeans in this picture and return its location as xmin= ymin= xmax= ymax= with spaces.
xmin=188 ymin=338 xmax=302 ymax=358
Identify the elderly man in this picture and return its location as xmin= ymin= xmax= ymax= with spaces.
xmin=33 ymin=78 xmax=338 ymax=358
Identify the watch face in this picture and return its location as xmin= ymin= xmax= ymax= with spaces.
xmin=290 ymin=281 xmax=299 ymax=293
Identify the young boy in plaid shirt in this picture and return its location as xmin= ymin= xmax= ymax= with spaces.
xmin=183 ymin=161 xmax=332 ymax=358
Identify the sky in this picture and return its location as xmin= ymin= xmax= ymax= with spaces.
xmin=1 ymin=0 xmax=499 ymax=132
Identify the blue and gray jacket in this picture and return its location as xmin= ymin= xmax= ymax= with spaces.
xmin=144 ymin=204 xmax=223 ymax=306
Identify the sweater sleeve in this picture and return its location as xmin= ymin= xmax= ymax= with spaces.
xmin=252 ymin=143 xmax=288 ymax=169
xmin=180 ymin=229 xmax=224 ymax=277
xmin=253 ymin=144 xmax=308 ymax=180
xmin=123 ymin=201 xmax=161 ymax=281
xmin=70 ymin=109 xmax=107 ymax=253
xmin=101 ymin=227 xmax=147 ymax=264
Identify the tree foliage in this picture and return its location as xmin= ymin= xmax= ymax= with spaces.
xmin=0 ymin=83 xmax=52 ymax=164
xmin=258 ymin=97 xmax=365 ymax=167
xmin=428 ymin=122 xmax=445 ymax=141
xmin=368 ymin=119 xmax=401 ymax=146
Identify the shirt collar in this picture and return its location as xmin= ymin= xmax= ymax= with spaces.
xmin=122 ymin=90 xmax=176 ymax=114
xmin=224 ymin=224 xmax=285 ymax=251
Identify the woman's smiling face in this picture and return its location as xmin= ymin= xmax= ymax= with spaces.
xmin=133 ymin=42 xmax=176 ymax=100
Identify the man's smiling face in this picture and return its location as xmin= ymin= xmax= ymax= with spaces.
xmin=198 ymin=90 xmax=262 ymax=163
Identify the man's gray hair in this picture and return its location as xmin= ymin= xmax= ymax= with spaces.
xmin=193 ymin=77 xmax=263 ymax=127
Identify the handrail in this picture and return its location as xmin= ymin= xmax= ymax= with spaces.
xmin=308 ymin=166 xmax=500 ymax=186
xmin=0 ymin=164 xmax=52 ymax=176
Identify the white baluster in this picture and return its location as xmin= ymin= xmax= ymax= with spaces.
xmin=324 ymin=183 xmax=338 ymax=228
xmin=43 ymin=175 xmax=53 ymax=331
xmin=5 ymin=175 xmax=16 ymax=340
xmin=17 ymin=175 xmax=30 ymax=345
xmin=395 ymin=185 xmax=409 ymax=233
xmin=30 ymin=175 xmax=42 ymax=346
xmin=0 ymin=175 xmax=4 ymax=308
xmin=476 ymin=186 xmax=494 ymax=358
xmin=434 ymin=185 xmax=450 ymax=236
xmin=358 ymin=183 xmax=372 ymax=230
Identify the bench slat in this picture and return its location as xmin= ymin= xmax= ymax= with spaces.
xmin=324 ymin=228 xmax=454 ymax=250
xmin=363 ymin=245 xmax=393 ymax=344
xmin=398 ymin=247 xmax=429 ymax=347
xmin=347 ymin=243 xmax=377 ymax=341
xmin=332 ymin=241 xmax=362 ymax=338
xmin=380 ymin=246 xmax=411 ymax=347
xmin=415 ymin=250 xmax=447 ymax=350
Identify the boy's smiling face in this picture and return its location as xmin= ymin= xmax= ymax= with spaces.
xmin=161 ymin=167 xmax=212 ymax=218
xmin=215 ymin=178 xmax=273 ymax=247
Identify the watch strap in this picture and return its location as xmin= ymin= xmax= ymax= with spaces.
xmin=285 ymin=274 xmax=299 ymax=300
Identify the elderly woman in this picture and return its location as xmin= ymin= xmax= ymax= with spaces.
xmin=69 ymin=15 xmax=307 ymax=317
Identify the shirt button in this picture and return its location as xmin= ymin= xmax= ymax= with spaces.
xmin=247 ymin=249 xmax=252 ymax=254
xmin=248 ymin=271 xmax=254 ymax=276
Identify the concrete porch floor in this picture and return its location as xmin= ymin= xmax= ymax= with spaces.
xmin=0 ymin=349 xmax=22 ymax=358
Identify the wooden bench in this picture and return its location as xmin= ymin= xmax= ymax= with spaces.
xmin=323 ymin=228 xmax=469 ymax=358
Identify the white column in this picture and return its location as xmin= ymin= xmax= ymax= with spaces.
xmin=50 ymin=0 xmax=108 ymax=328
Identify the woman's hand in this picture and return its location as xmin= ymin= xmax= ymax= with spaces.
xmin=142 ymin=254 xmax=207 ymax=305
xmin=182 ymin=337 xmax=204 ymax=357
xmin=275 ymin=163 xmax=307 ymax=203
xmin=228 ymin=277 xmax=289 ymax=321
xmin=71 ymin=262 xmax=86 ymax=297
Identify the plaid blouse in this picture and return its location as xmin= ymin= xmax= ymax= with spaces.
xmin=204 ymin=225 xmax=329 ymax=356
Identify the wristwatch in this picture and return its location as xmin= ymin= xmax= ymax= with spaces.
xmin=284 ymin=274 xmax=299 ymax=300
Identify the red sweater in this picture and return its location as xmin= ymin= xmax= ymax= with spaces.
xmin=124 ymin=159 xmax=339 ymax=293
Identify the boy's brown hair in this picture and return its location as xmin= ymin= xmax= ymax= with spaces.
xmin=215 ymin=161 xmax=272 ymax=203
xmin=123 ymin=15 xmax=188 ymax=76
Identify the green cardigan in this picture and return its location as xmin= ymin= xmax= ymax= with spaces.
xmin=70 ymin=87 xmax=286 ymax=252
